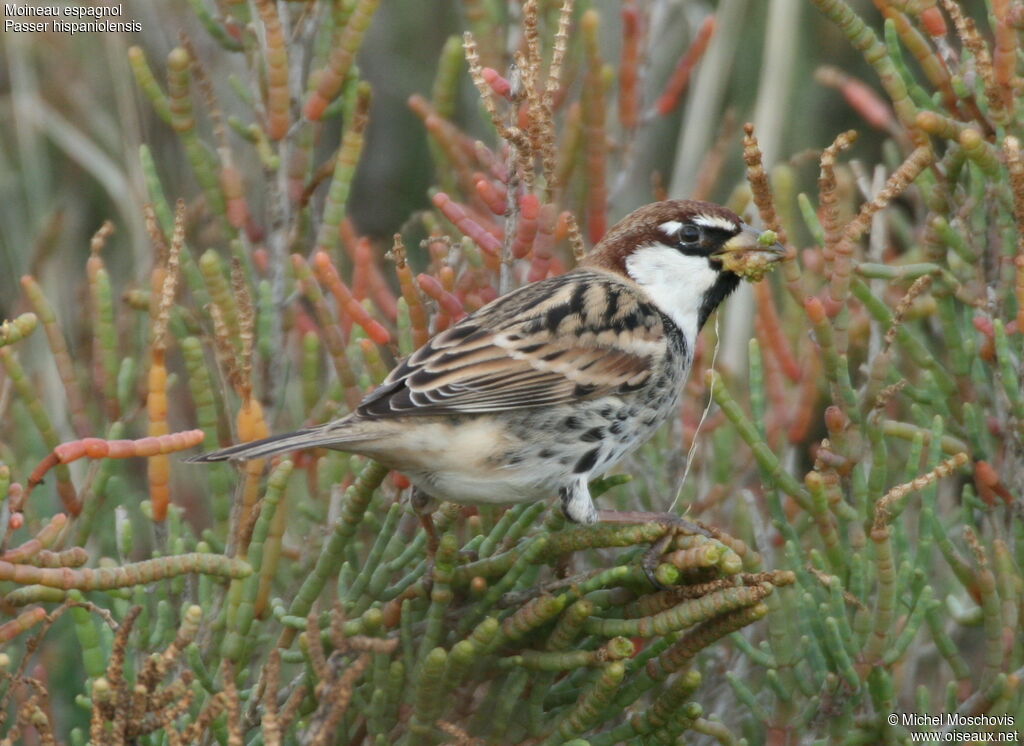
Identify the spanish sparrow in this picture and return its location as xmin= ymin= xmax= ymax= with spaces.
xmin=190 ymin=200 xmax=784 ymax=525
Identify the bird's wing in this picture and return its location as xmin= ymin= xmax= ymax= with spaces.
xmin=356 ymin=269 xmax=669 ymax=417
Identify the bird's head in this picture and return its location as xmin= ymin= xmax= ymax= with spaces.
xmin=582 ymin=199 xmax=786 ymax=336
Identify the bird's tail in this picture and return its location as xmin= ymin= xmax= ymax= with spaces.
xmin=186 ymin=421 xmax=374 ymax=463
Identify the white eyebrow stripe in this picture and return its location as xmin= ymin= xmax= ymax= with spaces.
xmin=692 ymin=214 xmax=738 ymax=232
xmin=658 ymin=220 xmax=683 ymax=236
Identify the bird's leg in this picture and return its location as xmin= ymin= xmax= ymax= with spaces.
xmin=410 ymin=487 xmax=441 ymax=594
xmin=559 ymin=479 xmax=599 ymax=524
xmin=596 ymin=509 xmax=717 ymax=589
xmin=411 ymin=487 xmax=440 ymax=556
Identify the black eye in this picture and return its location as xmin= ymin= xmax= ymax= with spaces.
xmin=678 ymin=223 xmax=702 ymax=245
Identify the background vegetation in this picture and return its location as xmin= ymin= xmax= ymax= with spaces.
xmin=0 ymin=0 xmax=1022 ymax=743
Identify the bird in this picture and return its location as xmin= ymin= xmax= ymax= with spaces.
xmin=189 ymin=200 xmax=785 ymax=528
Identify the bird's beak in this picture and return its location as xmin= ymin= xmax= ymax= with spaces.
xmin=711 ymin=223 xmax=786 ymax=281
xmin=714 ymin=222 xmax=787 ymax=260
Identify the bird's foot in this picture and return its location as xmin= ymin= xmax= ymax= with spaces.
xmin=596 ymin=509 xmax=716 ymax=589
xmin=595 ymin=508 xmax=714 ymax=537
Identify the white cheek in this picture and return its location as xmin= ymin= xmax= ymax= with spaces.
xmin=624 ymin=243 xmax=720 ymax=343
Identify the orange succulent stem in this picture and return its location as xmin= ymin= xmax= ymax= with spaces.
xmin=341 ymin=224 xmax=398 ymax=320
xmin=432 ymin=191 xmax=503 ymax=264
xmin=992 ymin=0 xmax=1017 ymax=117
xmin=475 ymin=173 xmax=508 ymax=216
xmin=753 ymin=282 xmax=801 ymax=384
xmin=147 ymin=352 xmax=172 ymax=522
xmin=351 ymin=239 xmax=371 ymax=301
xmin=618 ymin=1 xmax=642 ymax=131
xmin=255 ymin=0 xmax=290 ymax=140
xmin=2 ymin=513 xmax=67 ymax=563
xmin=513 ymin=194 xmax=541 ymax=260
xmin=33 ymin=430 xmax=204 ymax=474
xmin=235 ymin=396 xmax=270 ymax=553
xmin=291 ymin=253 xmax=362 ymax=409
xmin=0 ymin=608 xmax=47 ymax=644
xmin=655 ymin=15 xmax=716 ymax=116
xmin=418 ymin=273 xmax=466 ymax=329
xmin=25 ymin=429 xmax=204 ymax=518
xmin=313 ymin=250 xmax=392 ymax=345
xmin=439 ymin=265 xmax=459 ymax=330
xmin=392 ymin=236 xmax=430 ymax=349
xmin=219 ymin=160 xmax=251 ymax=231
xmin=146 ymin=202 xmax=184 ymax=523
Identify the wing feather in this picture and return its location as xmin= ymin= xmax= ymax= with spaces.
xmin=356 ymin=269 xmax=667 ymax=418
